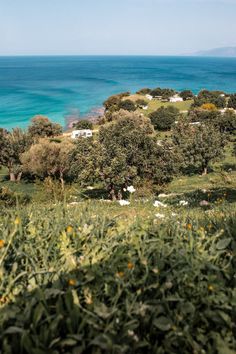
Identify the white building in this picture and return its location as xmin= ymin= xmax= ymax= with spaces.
xmin=145 ymin=94 xmax=153 ymax=101
xmin=169 ymin=95 xmax=183 ymax=103
xmin=71 ymin=129 xmax=93 ymax=139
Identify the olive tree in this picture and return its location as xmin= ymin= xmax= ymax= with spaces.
xmin=172 ymin=118 xmax=226 ymax=175
xmin=21 ymin=139 xmax=74 ymax=188
xmin=0 ymin=128 xmax=32 ymax=181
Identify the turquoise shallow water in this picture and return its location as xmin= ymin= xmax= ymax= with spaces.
xmin=1 ymin=55 xmax=236 ymax=129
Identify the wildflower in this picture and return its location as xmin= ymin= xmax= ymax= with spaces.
xmin=186 ymin=223 xmax=192 ymax=230
xmin=14 ymin=217 xmax=21 ymax=225
xmin=68 ymin=279 xmax=76 ymax=286
xmin=66 ymin=225 xmax=73 ymax=233
xmin=116 ymin=271 xmax=124 ymax=278
xmin=119 ymin=200 xmax=130 ymax=206
xmin=87 ymin=186 xmax=94 ymax=190
xmin=153 ymin=200 xmax=167 ymax=208
xmin=199 ymin=200 xmax=209 ymax=206
xmin=127 ymin=262 xmax=134 ymax=270
xmin=0 ymin=239 xmax=5 ymax=249
xmin=155 ymin=213 xmax=165 ymax=219
xmin=127 ymin=186 xmax=136 ymax=194
xmin=179 ymin=200 xmax=188 ymax=206
xmin=152 ymin=268 xmax=159 ymax=274
xmin=208 ymin=285 xmax=214 ymax=292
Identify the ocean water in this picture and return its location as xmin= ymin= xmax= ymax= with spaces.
xmin=1 ymin=55 xmax=236 ymax=129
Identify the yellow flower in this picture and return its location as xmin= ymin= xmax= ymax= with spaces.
xmin=208 ymin=285 xmax=214 ymax=292
xmin=66 ymin=225 xmax=73 ymax=233
xmin=187 ymin=223 xmax=192 ymax=230
xmin=116 ymin=271 xmax=124 ymax=278
xmin=0 ymin=239 xmax=5 ymax=249
xmin=68 ymin=279 xmax=76 ymax=286
xmin=127 ymin=262 xmax=134 ymax=270
xmin=14 ymin=217 xmax=21 ymax=225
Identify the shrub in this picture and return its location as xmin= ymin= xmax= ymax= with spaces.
xmin=73 ymin=120 xmax=93 ymax=130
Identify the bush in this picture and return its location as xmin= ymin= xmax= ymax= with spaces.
xmin=73 ymin=120 xmax=93 ymax=130
xmin=118 ymin=99 xmax=136 ymax=112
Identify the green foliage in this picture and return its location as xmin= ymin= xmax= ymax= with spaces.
xmin=21 ymin=139 xmax=74 ymax=187
xmin=172 ymin=118 xmax=226 ymax=174
xmin=228 ymin=94 xmax=236 ymax=109
xmin=136 ymin=99 xmax=148 ymax=108
xmin=0 ymin=202 xmax=235 ymax=353
xmin=179 ymin=90 xmax=194 ymax=101
xmin=0 ymin=128 xmax=32 ymax=181
xmin=218 ymin=109 xmax=236 ymax=133
xmin=97 ymin=112 xmax=175 ymax=198
xmin=149 ymin=106 xmax=180 ymax=131
xmin=150 ymin=87 xmax=176 ymax=99
xmin=188 ymin=108 xmax=220 ymax=125
xmin=118 ymin=99 xmax=136 ymax=112
xmin=136 ymin=88 xmax=152 ymax=95
xmin=28 ymin=115 xmax=62 ymax=138
xmin=193 ymin=90 xmax=226 ymax=109
xmin=73 ymin=119 xmax=93 ymax=130
xmin=0 ymin=186 xmax=30 ymax=207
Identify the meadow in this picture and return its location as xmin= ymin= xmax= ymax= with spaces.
xmin=0 ymin=145 xmax=236 ymax=353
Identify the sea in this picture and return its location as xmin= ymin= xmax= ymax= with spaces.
xmin=1 ymin=55 xmax=236 ymax=129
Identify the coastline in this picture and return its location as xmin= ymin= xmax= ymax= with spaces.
xmin=65 ymin=106 xmax=105 ymax=129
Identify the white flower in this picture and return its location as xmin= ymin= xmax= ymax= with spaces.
xmin=87 ymin=186 xmax=94 ymax=190
xmin=123 ymin=188 xmax=127 ymax=192
xmin=171 ymin=212 xmax=177 ymax=216
xmin=199 ymin=200 xmax=209 ymax=206
xmin=119 ymin=200 xmax=130 ymax=206
xmin=127 ymin=185 xmax=136 ymax=193
xmin=179 ymin=200 xmax=188 ymax=206
xmin=155 ymin=213 xmax=165 ymax=219
xmin=153 ymin=200 xmax=167 ymax=208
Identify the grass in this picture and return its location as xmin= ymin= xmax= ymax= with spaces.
xmin=0 ymin=197 xmax=235 ymax=353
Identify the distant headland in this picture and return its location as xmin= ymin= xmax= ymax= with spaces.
xmin=193 ymin=46 xmax=236 ymax=57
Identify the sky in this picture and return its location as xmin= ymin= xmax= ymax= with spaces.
xmin=0 ymin=0 xmax=236 ymax=55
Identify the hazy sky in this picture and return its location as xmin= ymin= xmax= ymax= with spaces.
xmin=0 ymin=0 xmax=235 ymax=55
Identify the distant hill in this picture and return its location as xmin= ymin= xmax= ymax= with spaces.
xmin=193 ymin=46 xmax=236 ymax=57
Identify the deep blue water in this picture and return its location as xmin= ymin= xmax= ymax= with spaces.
xmin=1 ymin=55 xmax=236 ymax=129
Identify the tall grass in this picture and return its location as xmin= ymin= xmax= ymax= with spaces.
xmin=0 ymin=201 xmax=235 ymax=353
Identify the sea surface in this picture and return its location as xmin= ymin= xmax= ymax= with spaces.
xmin=1 ymin=55 xmax=236 ymax=129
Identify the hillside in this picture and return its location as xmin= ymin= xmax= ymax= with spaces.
xmin=194 ymin=46 xmax=236 ymax=57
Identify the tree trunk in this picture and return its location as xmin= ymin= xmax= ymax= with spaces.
xmin=16 ymin=172 xmax=22 ymax=182
xmin=9 ymin=172 xmax=16 ymax=182
xmin=202 ymin=167 xmax=208 ymax=175
xmin=110 ymin=187 xmax=116 ymax=201
xmin=59 ymin=172 xmax=65 ymax=190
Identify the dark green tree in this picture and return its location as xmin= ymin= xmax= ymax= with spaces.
xmin=28 ymin=116 xmax=62 ymax=139
xmin=118 ymin=99 xmax=136 ymax=112
xmin=193 ymin=90 xmax=226 ymax=108
xmin=0 ymin=128 xmax=32 ymax=181
xmin=97 ymin=112 xmax=176 ymax=199
xmin=172 ymin=118 xmax=226 ymax=175
xmin=149 ymin=106 xmax=180 ymax=131
xmin=179 ymin=90 xmax=194 ymax=101
xmin=73 ymin=120 xmax=93 ymax=130
xmin=228 ymin=94 xmax=236 ymax=109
